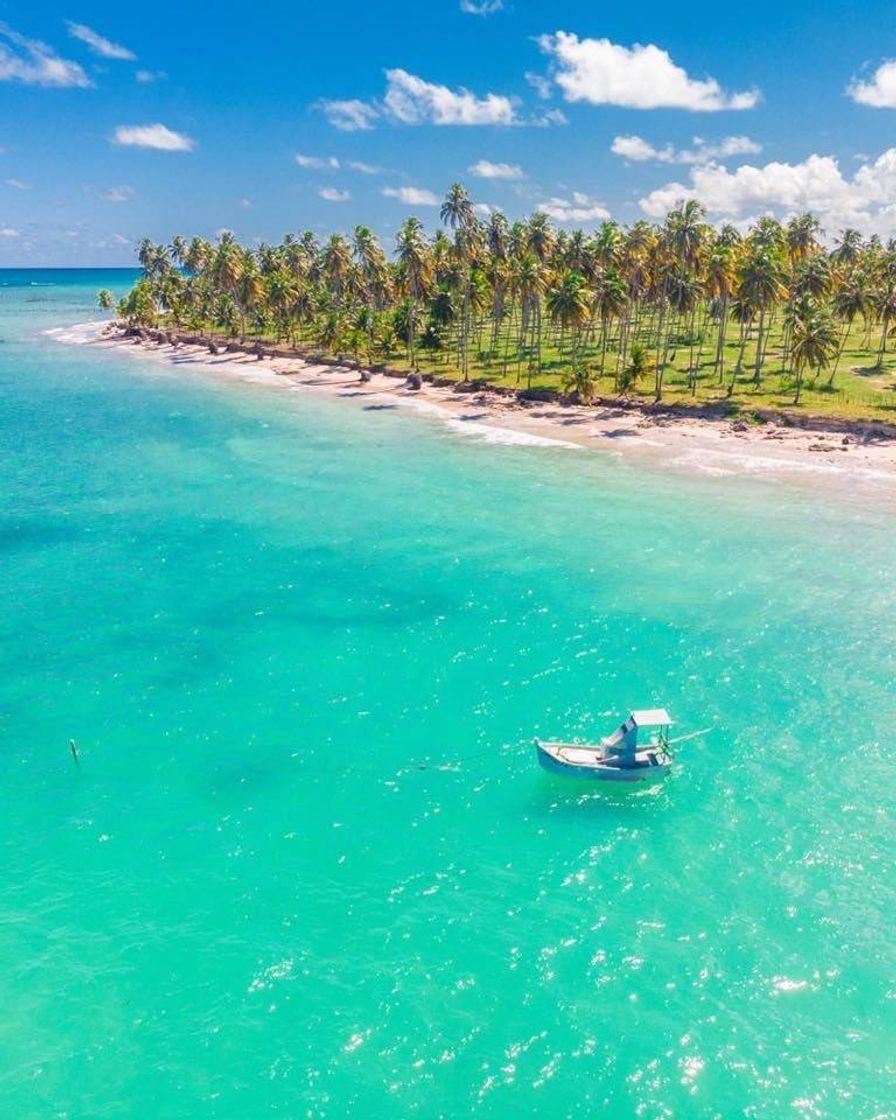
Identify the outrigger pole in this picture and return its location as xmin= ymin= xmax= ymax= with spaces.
xmin=665 ymin=727 xmax=713 ymax=746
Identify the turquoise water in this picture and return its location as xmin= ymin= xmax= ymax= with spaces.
xmin=2 ymin=271 xmax=895 ymax=1118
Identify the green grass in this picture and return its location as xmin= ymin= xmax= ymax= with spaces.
xmin=185 ymin=312 xmax=896 ymax=424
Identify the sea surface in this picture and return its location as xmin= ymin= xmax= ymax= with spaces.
xmin=2 ymin=269 xmax=895 ymax=1119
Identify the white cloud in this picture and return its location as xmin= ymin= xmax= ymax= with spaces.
xmin=4 ymin=177 xmax=30 ymax=189
xmin=473 ymin=202 xmax=494 ymax=217
xmin=538 ymin=191 xmax=610 ymax=223
xmin=239 ymin=197 xmax=252 ymax=209
xmin=848 ymin=60 xmax=896 ymax=108
xmin=532 ymin=107 xmax=569 ymax=128
xmin=538 ymin=32 xmax=759 ymax=111
xmin=319 ymin=187 xmax=350 ymax=202
xmin=611 ymin=134 xmax=762 ymax=165
xmin=319 ymin=99 xmax=379 ymax=132
xmin=135 ymin=69 xmax=166 ymax=83
xmin=348 ymin=160 xmax=380 ymax=174
xmin=638 ymin=148 xmax=896 ymax=237
xmin=526 ymin=71 xmax=553 ymax=99
xmin=296 ymin=153 xmax=340 ymax=169
xmin=384 ymin=68 xmax=517 ymax=126
xmin=460 ymin=0 xmax=504 ymax=13
xmin=0 ymin=22 xmax=92 ymax=87
xmin=103 ymin=185 xmax=135 ymax=202
xmin=469 ymin=159 xmax=524 ymax=179
xmin=111 ymin=123 xmax=195 ymax=151
xmin=65 ymin=21 xmax=135 ymax=61
xmin=0 ymin=226 xmax=19 ymax=238
xmin=113 ymin=233 xmax=131 ymax=244
xmin=382 ymin=186 xmax=439 ymax=206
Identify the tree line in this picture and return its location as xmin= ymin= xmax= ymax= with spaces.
xmin=108 ymin=186 xmax=896 ymax=406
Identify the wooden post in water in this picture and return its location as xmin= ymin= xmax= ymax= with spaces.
xmin=69 ymin=738 xmax=79 ymax=764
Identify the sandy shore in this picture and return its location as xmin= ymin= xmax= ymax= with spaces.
xmin=47 ymin=320 xmax=896 ymax=501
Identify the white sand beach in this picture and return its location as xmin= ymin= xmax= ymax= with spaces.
xmin=49 ymin=320 xmax=896 ymax=502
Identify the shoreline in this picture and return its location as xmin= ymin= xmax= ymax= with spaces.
xmin=46 ymin=320 xmax=896 ymax=500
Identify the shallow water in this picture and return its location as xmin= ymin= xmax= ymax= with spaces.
xmin=2 ymin=271 xmax=895 ymax=1118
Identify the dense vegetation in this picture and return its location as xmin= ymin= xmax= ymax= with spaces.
xmin=109 ymin=186 xmax=896 ymax=419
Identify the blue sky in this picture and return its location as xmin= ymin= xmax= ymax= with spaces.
xmin=3 ymin=0 xmax=896 ymax=264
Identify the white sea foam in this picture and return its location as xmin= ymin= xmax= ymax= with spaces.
xmin=672 ymin=445 xmax=894 ymax=483
xmin=44 ymin=320 xmax=108 ymax=345
xmin=395 ymin=395 xmax=579 ymax=448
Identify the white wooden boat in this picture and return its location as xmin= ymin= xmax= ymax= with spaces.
xmin=535 ymin=709 xmax=674 ymax=784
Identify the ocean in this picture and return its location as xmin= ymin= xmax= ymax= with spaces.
xmin=2 ymin=269 xmax=894 ymax=1118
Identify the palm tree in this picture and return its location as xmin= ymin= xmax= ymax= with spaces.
xmin=789 ymin=299 xmax=838 ymax=403
xmin=441 ymin=183 xmax=478 ymax=380
xmin=546 ymin=270 xmax=591 ymax=377
xmin=510 ymin=251 xmax=545 ymax=386
xmin=619 ymin=343 xmax=650 ymax=395
xmin=785 ymin=213 xmax=822 ymax=266
xmin=440 ymin=182 xmax=475 ymax=232
xmin=832 ymin=228 xmax=863 ymax=269
xmin=829 ymin=276 xmax=870 ymax=384
xmin=874 ymin=285 xmax=896 ymax=369
xmin=705 ymin=243 xmax=736 ymax=383
xmin=395 ymin=217 xmax=431 ymax=369
xmin=737 ymin=248 xmax=787 ymax=385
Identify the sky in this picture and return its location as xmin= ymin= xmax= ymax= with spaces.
xmin=3 ymin=0 xmax=896 ymax=264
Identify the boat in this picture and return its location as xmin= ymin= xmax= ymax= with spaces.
xmin=535 ymin=709 xmax=675 ymax=783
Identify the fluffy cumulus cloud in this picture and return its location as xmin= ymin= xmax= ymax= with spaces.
xmin=538 ymin=191 xmax=610 ymax=223
xmin=848 ymin=60 xmax=896 ymax=108
xmin=638 ymin=148 xmax=896 ymax=236
xmin=612 ymin=134 xmax=761 ymax=165
xmin=460 ymin=0 xmax=503 ymax=13
xmin=347 ymin=160 xmax=380 ymax=174
xmin=319 ymin=187 xmax=350 ymax=202
xmin=538 ymin=32 xmax=758 ymax=111
xmin=111 ymin=123 xmax=195 ymax=151
xmin=469 ymin=159 xmax=524 ymax=179
xmin=384 ymin=68 xmax=517 ymax=126
xmin=382 ymin=186 xmax=439 ymax=206
xmin=0 ymin=22 xmax=91 ymax=87
xmin=318 ymin=99 xmax=379 ymax=132
xmin=66 ymin=21 xmax=135 ymax=61
xmin=320 ymin=69 xmax=568 ymax=131
xmin=0 ymin=226 xmax=20 ymax=237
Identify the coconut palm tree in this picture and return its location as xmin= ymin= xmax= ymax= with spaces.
xmin=789 ymin=298 xmax=839 ymax=403
xmin=737 ymin=248 xmax=787 ymax=385
xmin=546 ymin=270 xmax=591 ymax=377
xmin=829 ymin=276 xmax=871 ymax=384
xmin=395 ymin=217 xmax=431 ymax=369
xmin=786 ymin=213 xmax=822 ymax=266
xmin=832 ymin=228 xmax=864 ymax=268
xmin=619 ymin=343 xmax=650 ymax=395
xmin=705 ymin=242 xmax=737 ymax=383
xmin=510 ymin=251 xmax=545 ymax=386
xmin=874 ymin=284 xmax=896 ymax=369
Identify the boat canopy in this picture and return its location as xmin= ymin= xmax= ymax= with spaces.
xmin=602 ymin=709 xmax=672 ymax=754
xmin=630 ymin=709 xmax=672 ymax=727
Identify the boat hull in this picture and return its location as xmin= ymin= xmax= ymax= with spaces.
xmin=535 ymin=739 xmax=671 ymax=783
